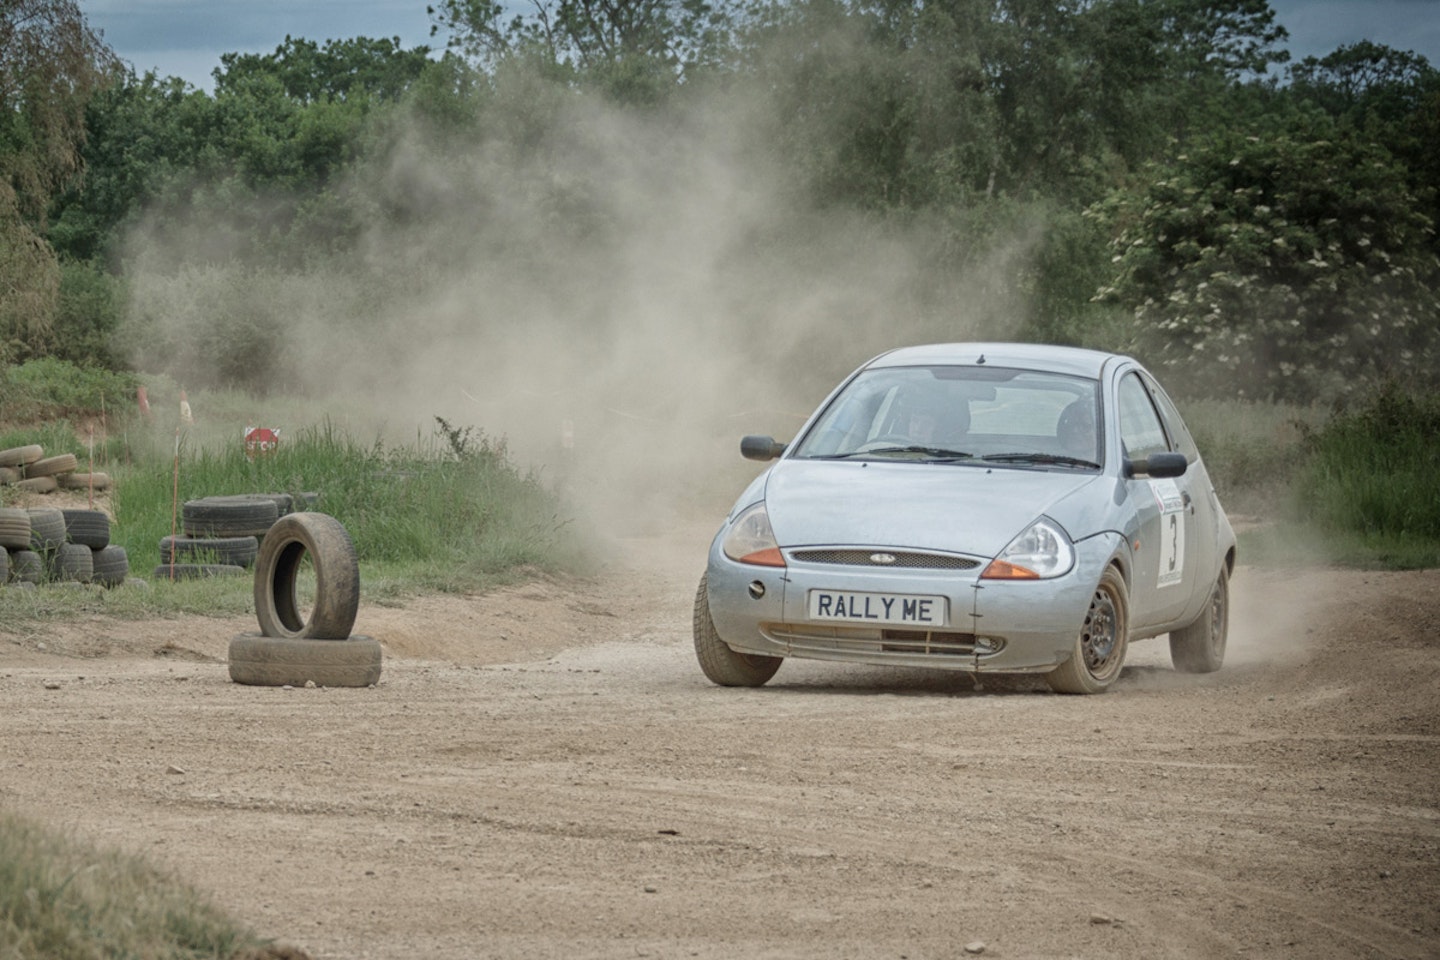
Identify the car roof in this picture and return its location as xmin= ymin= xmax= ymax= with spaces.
xmin=865 ymin=342 xmax=1124 ymax=379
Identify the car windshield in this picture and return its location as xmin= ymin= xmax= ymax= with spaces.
xmin=790 ymin=364 xmax=1102 ymax=468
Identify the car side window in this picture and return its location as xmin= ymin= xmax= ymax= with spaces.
xmin=1117 ymin=373 xmax=1169 ymax=460
xmin=1141 ymin=374 xmax=1200 ymax=462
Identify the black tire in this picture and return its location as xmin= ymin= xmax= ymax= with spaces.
xmin=160 ymin=534 xmax=259 ymax=568
xmin=253 ymin=512 xmax=360 ymax=640
xmin=26 ymin=508 xmax=66 ymax=553
xmin=1170 ymin=566 xmax=1229 ymax=674
xmin=0 ymin=508 xmax=30 ymax=549
xmin=0 ymin=444 xmax=43 ymax=468
xmin=51 ymin=542 xmax=93 ymax=582
xmin=57 ymin=471 xmax=110 ymax=491
xmin=1048 ymin=566 xmax=1130 ymax=695
xmin=10 ymin=550 xmax=43 ymax=584
xmin=152 ymin=563 xmax=246 ymax=581
xmin=228 ymin=633 xmax=382 ymax=688
xmin=182 ymin=496 xmax=280 ymax=538
xmin=61 ymin=508 xmax=111 ymax=549
xmin=24 ymin=453 xmax=78 ymax=478
xmin=692 ymin=574 xmax=782 ymax=687
xmin=92 ymin=545 xmax=129 ymax=587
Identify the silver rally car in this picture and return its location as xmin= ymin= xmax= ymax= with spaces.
xmin=694 ymin=342 xmax=1237 ymax=694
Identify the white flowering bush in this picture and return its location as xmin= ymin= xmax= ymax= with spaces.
xmin=1089 ymin=114 xmax=1440 ymax=401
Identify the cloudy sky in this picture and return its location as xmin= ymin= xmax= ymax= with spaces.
xmin=83 ymin=0 xmax=1440 ymax=92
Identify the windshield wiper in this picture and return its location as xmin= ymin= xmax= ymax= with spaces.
xmin=979 ymin=452 xmax=1101 ymax=469
xmin=830 ymin=445 xmax=976 ymax=461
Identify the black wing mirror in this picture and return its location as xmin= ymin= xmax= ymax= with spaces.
xmin=1125 ymin=451 xmax=1188 ymax=479
xmin=740 ymin=435 xmax=787 ymax=461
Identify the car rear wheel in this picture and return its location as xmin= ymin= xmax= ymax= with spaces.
xmin=1047 ymin=566 xmax=1129 ymax=694
xmin=1169 ymin=565 xmax=1228 ymax=673
xmin=693 ymin=574 xmax=782 ymax=687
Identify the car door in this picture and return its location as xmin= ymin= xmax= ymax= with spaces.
xmin=1116 ymin=371 xmax=1197 ymax=629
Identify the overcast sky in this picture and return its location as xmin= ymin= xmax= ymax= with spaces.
xmin=83 ymin=0 xmax=1440 ymax=92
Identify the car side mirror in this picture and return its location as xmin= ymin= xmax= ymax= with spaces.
xmin=740 ymin=435 xmax=787 ymax=461
xmin=1126 ymin=451 xmax=1188 ymax=479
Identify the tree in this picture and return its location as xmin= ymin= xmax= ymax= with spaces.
xmin=214 ymin=36 xmax=435 ymax=104
xmin=1091 ymin=112 xmax=1440 ymax=401
xmin=0 ymin=0 xmax=118 ymax=361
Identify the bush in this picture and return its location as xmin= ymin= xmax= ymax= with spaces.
xmin=0 ymin=357 xmax=140 ymax=423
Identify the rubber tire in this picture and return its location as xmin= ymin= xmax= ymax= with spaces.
xmin=10 ymin=550 xmax=43 ymax=584
xmin=253 ymin=512 xmax=360 ymax=640
xmin=692 ymin=574 xmax=782 ymax=687
xmin=228 ymin=633 xmax=382 ymax=688
xmin=160 ymin=534 xmax=259 ymax=567
xmin=0 ymin=508 xmax=30 ymax=549
xmin=0 ymin=445 xmax=43 ymax=467
xmin=92 ymin=545 xmax=129 ymax=587
xmin=1170 ymin=566 xmax=1229 ymax=673
xmin=51 ymin=542 xmax=93 ymax=582
xmin=152 ymin=563 xmax=246 ymax=581
xmin=0 ymin=466 xmax=19 ymax=484
xmin=61 ymin=509 xmax=111 ymax=549
xmin=25 ymin=453 xmax=78 ymax=478
xmin=182 ymin=496 xmax=280 ymax=538
xmin=16 ymin=476 xmax=58 ymax=494
xmin=26 ymin=508 xmax=66 ymax=553
xmin=58 ymin=471 xmax=110 ymax=491
xmin=0 ymin=548 xmax=7 ymax=583
xmin=1048 ymin=566 xmax=1130 ymax=695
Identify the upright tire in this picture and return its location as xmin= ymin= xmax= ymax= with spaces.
xmin=228 ymin=633 xmax=382 ymax=687
xmin=692 ymin=574 xmax=782 ymax=687
xmin=92 ymin=545 xmax=129 ymax=587
xmin=0 ymin=508 xmax=30 ymax=549
xmin=10 ymin=550 xmax=43 ymax=584
xmin=253 ymin=512 xmax=359 ymax=640
xmin=1048 ymin=566 xmax=1130 ymax=695
xmin=61 ymin=509 xmax=111 ymax=549
xmin=1170 ymin=566 xmax=1229 ymax=674
xmin=26 ymin=508 xmax=66 ymax=553
xmin=51 ymin=542 xmax=93 ymax=582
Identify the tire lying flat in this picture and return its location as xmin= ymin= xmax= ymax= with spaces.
xmin=227 ymin=633 xmax=382 ymax=687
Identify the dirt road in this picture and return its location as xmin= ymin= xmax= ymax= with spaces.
xmin=2 ymin=522 xmax=1438 ymax=960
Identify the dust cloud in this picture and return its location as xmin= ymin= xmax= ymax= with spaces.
xmin=121 ymin=72 xmax=1041 ymax=533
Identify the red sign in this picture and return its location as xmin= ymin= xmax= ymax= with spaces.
xmin=244 ymin=426 xmax=280 ymax=459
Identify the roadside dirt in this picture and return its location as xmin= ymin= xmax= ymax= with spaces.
xmin=1 ymin=517 xmax=1438 ymax=960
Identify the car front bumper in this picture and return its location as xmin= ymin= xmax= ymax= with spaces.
xmin=706 ymin=532 xmax=1124 ymax=674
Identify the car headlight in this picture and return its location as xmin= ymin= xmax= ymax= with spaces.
xmin=981 ymin=518 xmax=1074 ymax=580
xmin=722 ymin=502 xmax=786 ymax=567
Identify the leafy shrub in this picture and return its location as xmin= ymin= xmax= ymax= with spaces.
xmin=0 ymin=357 xmax=139 ymax=422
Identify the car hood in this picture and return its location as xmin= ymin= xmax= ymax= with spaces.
xmin=761 ymin=460 xmax=1103 ymax=558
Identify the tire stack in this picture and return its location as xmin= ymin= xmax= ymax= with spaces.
xmin=0 ymin=444 xmax=110 ymax=495
xmin=154 ymin=492 xmax=317 ymax=581
xmin=0 ymin=506 xmax=129 ymax=588
xmin=228 ymin=512 xmax=381 ymax=688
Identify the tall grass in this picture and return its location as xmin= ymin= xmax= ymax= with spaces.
xmin=0 ymin=809 xmax=276 ymax=960
xmin=1289 ymin=386 xmax=1440 ymax=568
xmin=107 ymin=416 xmax=591 ymax=600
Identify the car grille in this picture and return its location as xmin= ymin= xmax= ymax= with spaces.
xmin=764 ymin=623 xmax=981 ymax=658
xmin=790 ymin=549 xmax=980 ymax=571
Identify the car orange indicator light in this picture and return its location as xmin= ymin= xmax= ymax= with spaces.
xmin=740 ymin=547 xmax=786 ymax=567
xmin=980 ymin=560 xmax=1041 ymax=580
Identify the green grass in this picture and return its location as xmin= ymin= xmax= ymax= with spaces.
xmin=0 ymin=809 xmax=273 ymax=960
xmin=2 ymin=409 xmax=594 ymax=620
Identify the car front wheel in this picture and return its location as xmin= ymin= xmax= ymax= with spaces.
xmin=1047 ymin=566 xmax=1130 ymax=694
xmin=693 ymin=574 xmax=782 ymax=687
xmin=1169 ymin=565 xmax=1229 ymax=673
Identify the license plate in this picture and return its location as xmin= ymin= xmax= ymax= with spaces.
xmin=808 ymin=590 xmax=947 ymax=626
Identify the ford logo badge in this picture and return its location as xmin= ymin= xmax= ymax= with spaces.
xmin=870 ymin=553 xmax=897 ymax=565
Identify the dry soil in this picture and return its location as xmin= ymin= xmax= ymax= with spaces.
xmin=2 ymin=519 xmax=1438 ymax=960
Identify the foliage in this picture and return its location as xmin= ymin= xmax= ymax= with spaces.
xmin=0 ymin=356 xmax=137 ymax=422
xmin=1090 ymin=110 xmax=1440 ymax=402
xmin=1291 ymin=385 xmax=1440 ymax=567
xmin=0 ymin=809 xmax=266 ymax=960
xmin=105 ymin=416 xmax=588 ymax=604
xmin=215 ymin=35 xmax=434 ymax=103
